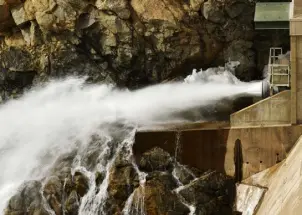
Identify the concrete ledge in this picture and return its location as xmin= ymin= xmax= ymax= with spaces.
xmin=231 ymin=91 xmax=291 ymax=127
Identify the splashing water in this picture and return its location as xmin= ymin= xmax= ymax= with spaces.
xmin=0 ymin=66 xmax=263 ymax=213
xmin=122 ymin=135 xmax=148 ymax=215
xmin=122 ymin=172 xmax=147 ymax=215
xmin=172 ymin=131 xmax=197 ymax=215
xmin=174 ymin=131 xmax=182 ymax=160
xmin=172 ymin=164 xmax=197 ymax=215
xmin=78 ymin=132 xmax=136 ymax=215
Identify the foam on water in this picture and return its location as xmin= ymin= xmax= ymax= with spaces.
xmin=0 ymin=65 xmax=263 ymax=213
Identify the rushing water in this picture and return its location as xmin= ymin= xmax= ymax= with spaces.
xmin=0 ymin=65 xmax=263 ymax=213
xmin=78 ymin=132 xmax=135 ymax=215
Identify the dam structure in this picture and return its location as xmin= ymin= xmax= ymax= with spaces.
xmin=134 ymin=0 xmax=302 ymax=214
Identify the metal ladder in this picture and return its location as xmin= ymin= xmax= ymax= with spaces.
xmin=268 ymin=47 xmax=290 ymax=90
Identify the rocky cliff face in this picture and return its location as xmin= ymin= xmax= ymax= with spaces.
xmin=0 ymin=0 xmax=255 ymax=101
xmin=4 ymin=146 xmax=235 ymax=215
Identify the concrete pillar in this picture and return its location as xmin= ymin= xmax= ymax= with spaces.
xmin=294 ymin=0 xmax=302 ymax=18
xmin=290 ymin=17 xmax=302 ymax=124
xmin=290 ymin=0 xmax=302 ymax=124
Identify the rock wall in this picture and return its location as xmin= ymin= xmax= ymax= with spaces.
xmin=0 ymin=0 xmax=256 ymax=100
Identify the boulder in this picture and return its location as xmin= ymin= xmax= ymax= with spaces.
xmin=5 ymin=181 xmax=50 ymax=215
xmin=139 ymin=147 xmax=173 ymax=172
xmin=130 ymin=172 xmax=189 ymax=215
xmin=64 ymin=190 xmax=79 ymax=215
xmin=107 ymin=164 xmax=139 ymax=209
xmin=178 ymin=170 xmax=235 ymax=215
xmin=43 ymin=176 xmax=64 ymax=215
xmin=145 ymin=171 xmax=178 ymax=190
xmin=172 ymin=163 xmax=196 ymax=185
xmin=73 ymin=171 xmax=89 ymax=197
xmin=50 ymin=150 xmax=77 ymax=179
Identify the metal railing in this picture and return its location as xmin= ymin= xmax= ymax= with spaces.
xmin=268 ymin=47 xmax=291 ymax=89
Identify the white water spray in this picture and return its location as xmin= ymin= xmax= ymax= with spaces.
xmin=0 ymin=66 xmax=263 ymax=213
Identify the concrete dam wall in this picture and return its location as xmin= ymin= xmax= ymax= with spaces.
xmin=134 ymin=124 xmax=302 ymax=180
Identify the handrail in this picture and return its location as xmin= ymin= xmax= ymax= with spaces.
xmin=268 ymin=47 xmax=291 ymax=88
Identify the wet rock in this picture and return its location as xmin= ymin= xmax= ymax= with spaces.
xmin=173 ymin=163 xmax=196 ymax=185
xmin=178 ymin=170 xmax=235 ymax=215
xmin=95 ymin=171 xmax=105 ymax=187
xmin=4 ymin=145 xmax=236 ymax=215
xmin=131 ymin=173 xmax=189 ymax=215
xmin=5 ymin=180 xmax=50 ymax=215
xmin=139 ymin=147 xmax=173 ymax=172
xmin=51 ymin=150 xmax=76 ymax=172
xmin=107 ymin=164 xmax=138 ymax=208
xmin=73 ymin=171 xmax=89 ymax=197
xmin=146 ymin=171 xmax=178 ymax=190
xmin=80 ymin=136 xmax=114 ymax=171
xmin=43 ymin=176 xmax=62 ymax=215
xmin=102 ymin=196 xmax=123 ymax=215
xmin=42 ymin=171 xmax=88 ymax=215
xmin=114 ymin=146 xmax=133 ymax=168
xmin=63 ymin=175 xmax=75 ymax=197
xmin=64 ymin=190 xmax=79 ymax=215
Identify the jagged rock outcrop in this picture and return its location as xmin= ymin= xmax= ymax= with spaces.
xmin=178 ymin=170 xmax=235 ymax=215
xmin=132 ymin=172 xmax=190 ymax=215
xmin=127 ymin=147 xmax=235 ymax=215
xmin=139 ymin=146 xmax=174 ymax=172
xmin=5 ymin=180 xmax=50 ymax=215
xmin=106 ymin=149 xmax=139 ymax=213
xmin=0 ymin=0 xmax=256 ymax=101
xmin=173 ymin=162 xmax=196 ymax=185
xmin=5 ymin=172 xmax=90 ymax=215
xmin=42 ymin=171 xmax=89 ymax=215
xmin=4 ymin=144 xmax=235 ymax=215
